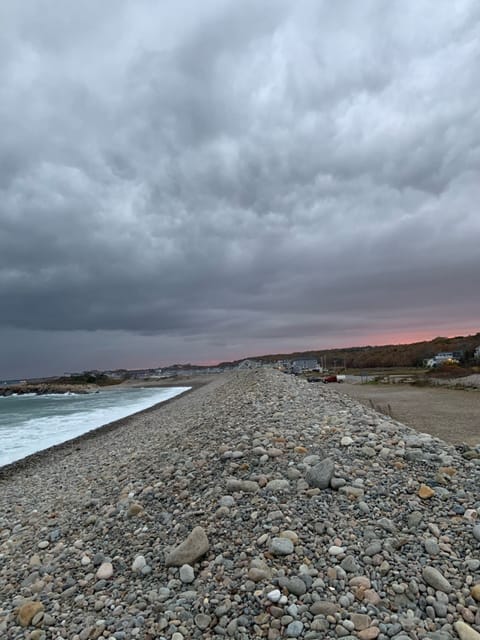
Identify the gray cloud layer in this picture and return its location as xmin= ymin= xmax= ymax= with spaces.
xmin=1 ymin=1 xmax=480 ymax=377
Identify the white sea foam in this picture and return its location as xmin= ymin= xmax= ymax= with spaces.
xmin=0 ymin=386 xmax=189 ymax=467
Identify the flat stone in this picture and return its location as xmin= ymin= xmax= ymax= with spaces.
xmin=351 ymin=613 xmax=371 ymax=631
xmin=424 ymin=538 xmax=440 ymax=555
xmin=328 ymin=545 xmax=345 ymax=555
xmin=473 ymin=524 xmax=480 ymax=541
xmin=195 ymin=613 xmax=211 ymax=630
xmin=248 ymin=567 xmax=270 ymax=582
xmin=305 ymin=457 xmax=334 ymax=489
xmin=165 ymin=526 xmax=210 ymax=566
xmin=269 ymin=537 xmax=294 ymax=556
xmin=310 ymin=601 xmax=339 ymax=615
xmin=265 ymin=479 xmax=290 ymax=492
xmin=422 ymin=566 xmax=452 ymax=593
xmin=357 ymin=628 xmax=380 ymax=640
xmin=286 ymin=621 xmax=304 ymax=637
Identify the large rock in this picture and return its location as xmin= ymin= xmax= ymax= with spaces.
xmin=305 ymin=457 xmax=334 ymax=489
xmin=269 ymin=537 xmax=294 ymax=556
xmin=422 ymin=566 xmax=452 ymax=593
xmin=165 ymin=526 xmax=210 ymax=566
xmin=17 ymin=601 xmax=44 ymax=627
xmin=454 ymin=621 xmax=480 ymax=640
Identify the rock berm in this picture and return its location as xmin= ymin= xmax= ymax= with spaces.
xmin=0 ymin=368 xmax=479 ymax=639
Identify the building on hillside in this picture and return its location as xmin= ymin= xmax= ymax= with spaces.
xmin=291 ymin=358 xmax=320 ymax=374
xmin=237 ymin=359 xmax=262 ymax=370
xmin=425 ymin=352 xmax=461 ymax=367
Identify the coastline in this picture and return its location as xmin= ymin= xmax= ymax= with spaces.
xmin=0 ymin=378 xmax=210 ymax=481
xmin=1 ymin=369 xmax=479 ymax=638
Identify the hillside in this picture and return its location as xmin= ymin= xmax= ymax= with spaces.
xmin=222 ymin=332 xmax=480 ymax=370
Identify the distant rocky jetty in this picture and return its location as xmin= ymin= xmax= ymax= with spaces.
xmin=0 ymin=383 xmax=92 ymax=397
xmin=0 ymin=369 xmax=479 ymax=638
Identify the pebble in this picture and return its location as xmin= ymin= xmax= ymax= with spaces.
xmin=267 ymin=589 xmax=282 ymax=603
xmin=179 ymin=564 xmax=195 ymax=583
xmin=131 ymin=555 xmax=146 ymax=572
xmin=269 ymin=537 xmax=294 ymax=555
xmin=286 ymin=620 xmax=304 ymax=637
xmin=419 ymin=484 xmax=435 ymax=499
xmin=194 ymin=613 xmax=211 ymax=630
xmin=96 ymin=562 xmax=113 ymax=580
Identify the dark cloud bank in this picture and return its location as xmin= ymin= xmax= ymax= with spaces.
xmin=1 ymin=1 xmax=480 ymax=377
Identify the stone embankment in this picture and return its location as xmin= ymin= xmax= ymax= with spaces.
xmin=0 ymin=369 xmax=479 ymax=640
xmin=0 ymin=384 xmax=93 ymax=397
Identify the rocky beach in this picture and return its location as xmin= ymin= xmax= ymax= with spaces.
xmin=0 ymin=368 xmax=479 ymax=640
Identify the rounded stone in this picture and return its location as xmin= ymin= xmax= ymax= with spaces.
xmin=286 ymin=620 xmax=304 ymax=637
xmin=96 ymin=562 xmax=114 ymax=580
xmin=269 ymin=537 xmax=294 ymax=555
xmin=179 ymin=564 xmax=195 ymax=584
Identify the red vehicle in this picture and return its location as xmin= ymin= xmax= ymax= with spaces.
xmin=323 ymin=375 xmax=338 ymax=383
xmin=322 ymin=375 xmax=345 ymax=383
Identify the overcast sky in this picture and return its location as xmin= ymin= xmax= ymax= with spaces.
xmin=1 ymin=1 xmax=479 ymax=378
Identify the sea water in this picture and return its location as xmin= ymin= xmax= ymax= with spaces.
xmin=0 ymin=386 xmax=189 ymax=467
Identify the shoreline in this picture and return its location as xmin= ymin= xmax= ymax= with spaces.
xmin=0 ymin=379 xmax=209 ymax=481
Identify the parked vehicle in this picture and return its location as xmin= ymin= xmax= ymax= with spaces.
xmin=322 ymin=375 xmax=345 ymax=383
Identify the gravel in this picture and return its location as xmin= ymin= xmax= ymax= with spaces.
xmin=0 ymin=368 xmax=479 ymax=639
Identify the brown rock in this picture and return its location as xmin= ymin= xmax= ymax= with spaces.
xmin=363 ymin=589 xmax=381 ymax=605
xmin=471 ymin=584 xmax=480 ymax=602
xmin=127 ymin=502 xmax=144 ymax=517
xmin=17 ymin=601 xmax=44 ymax=627
xmin=310 ymin=601 xmax=339 ymax=616
xmin=351 ymin=613 xmax=371 ymax=631
xmin=439 ymin=466 xmax=456 ymax=476
xmin=294 ymin=446 xmax=308 ymax=454
xmin=349 ymin=576 xmax=371 ymax=589
xmin=165 ymin=526 xmax=210 ymax=566
xmin=357 ymin=627 xmax=380 ymax=640
xmin=418 ymin=484 xmax=435 ymax=499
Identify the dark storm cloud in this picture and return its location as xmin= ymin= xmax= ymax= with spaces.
xmin=1 ymin=0 xmax=480 ymax=376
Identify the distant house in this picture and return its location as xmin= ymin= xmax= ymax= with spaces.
xmin=291 ymin=358 xmax=320 ymax=374
xmin=237 ymin=359 xmax=262 ymax=370
xmin=425 ymin=352 xmax=461 ymax=368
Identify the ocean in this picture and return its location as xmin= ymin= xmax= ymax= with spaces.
xmin=0 ymin=386 xmax=189 ymax=467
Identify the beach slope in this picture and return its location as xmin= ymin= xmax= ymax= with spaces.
xmin=0 ymin=369 xmax=479 ymax=638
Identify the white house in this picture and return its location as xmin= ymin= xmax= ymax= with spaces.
xmin=425 ymin=352 xmax=460 ymax=367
